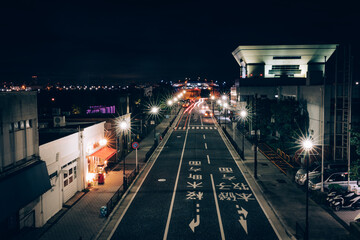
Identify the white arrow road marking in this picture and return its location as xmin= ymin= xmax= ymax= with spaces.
xmin=189 ymin=214 xmax=200 ymax=232
xmin=239 ymin=216 xmax=248 ymax=234
xmin=237 ymin=206 xmax=248 ymax=218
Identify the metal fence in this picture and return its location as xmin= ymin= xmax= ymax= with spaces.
xmin=222 ymin=127 xmax=244 ymax=159
xmin=105 ymin=169 xmax=137 ymax=217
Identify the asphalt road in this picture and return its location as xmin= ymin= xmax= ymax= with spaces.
xmin=111 ymin=99 xmax=279 ymax=239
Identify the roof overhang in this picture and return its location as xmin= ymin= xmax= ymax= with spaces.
xmin=232 ymin=44 xmax=338 ymax=66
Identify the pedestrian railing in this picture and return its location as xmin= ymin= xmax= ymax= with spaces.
xmin=106 ymin=185 xmax=124 ymax=217
xmin=105 ymin=169 xmax=138 ymax=217
xmin=295 ymin=221 xmax=305 ymax=239
xmin=222 ymin=127 xmax=244 ymax=159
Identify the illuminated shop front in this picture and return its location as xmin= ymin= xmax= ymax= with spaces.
xmin=86 ymin=139 xmax=116 ymax=185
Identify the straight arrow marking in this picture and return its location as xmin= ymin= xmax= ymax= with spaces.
xmin=239 ymin=216 xmax=248 ymax=234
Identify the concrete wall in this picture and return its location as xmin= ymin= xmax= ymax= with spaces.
xmin=0 ymin=92 xmax=38 ymax=171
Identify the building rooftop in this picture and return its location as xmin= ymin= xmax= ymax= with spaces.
xmin=39 ymin=121 xmax=100 ymax=145
xmin=232 ymin=44 xmax=338 ymax=65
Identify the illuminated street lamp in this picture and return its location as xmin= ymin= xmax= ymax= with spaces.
xmin=301 ymin=137 xmax=314 ymax=240
xmin=119 ymin=120 xmax=129 ymax=190
xmin=240 ymin=109 xmax=247 ymax=160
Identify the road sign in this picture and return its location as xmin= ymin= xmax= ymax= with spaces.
xmin=132 ymin=142 xmax=139 ymax=149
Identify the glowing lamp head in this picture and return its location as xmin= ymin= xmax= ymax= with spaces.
xmin=211 ymin=95 xmax=215 ymax=100
xmin=99 ymin=139 xmax=107 ymax=146
xmin=217 ymin=99 xmax=221 ymax=104
xmin=151 ymin=106 xmax=160 ymax=114
xmin=240 ymin=110 xmax=247 ymax=118
xmin=167 ymin=100 xmax=173 ymax=106
xmin=183 ymin=90 xmax=186 ymax=94
xmin=223 ymin=103 xmax=228 ymax=108
xmin=222 ymin=95 xmax=227 ymax=101
xmin=120 ymin=121 xmax=128 ymax=130
xmin=302 ymin=139 xmax=313 ymax=151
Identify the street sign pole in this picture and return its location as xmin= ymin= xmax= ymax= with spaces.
xmin=136 ymin=148 xmax=138 ymax=173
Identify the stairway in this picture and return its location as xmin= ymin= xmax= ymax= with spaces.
xmin=257 ymin=143 xmax=294 ymax=175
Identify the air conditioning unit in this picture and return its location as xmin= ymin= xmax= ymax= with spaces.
xmin=53 ymin=116 xmax=66 ymax=127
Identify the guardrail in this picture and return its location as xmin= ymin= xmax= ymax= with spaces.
xmin=105 ymin=169 xmax=137 ymax=217
xmin=222 ymin=126 xmax=244 ymax=159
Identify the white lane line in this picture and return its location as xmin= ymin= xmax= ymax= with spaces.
xmin=204 ymin=143 xmax=208 ymax=149
xmin=163 ymin=110 xmax=191 ymax=240
xmin=203 ymin=134 xmax=206 ymax=140
xmin=210 ymin=174 xmax=225 ymax=240
xmin=207 ymin=155 xmax=210 ymax=164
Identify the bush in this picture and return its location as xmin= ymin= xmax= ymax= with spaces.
xmin=310 ymin=190 xmax=328 ymax=205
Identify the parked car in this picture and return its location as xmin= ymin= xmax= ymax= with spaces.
xmin=308 ymin=172 xmax=358 ymax=191
xmin=295 ymin=162 xmax=347 ymax=185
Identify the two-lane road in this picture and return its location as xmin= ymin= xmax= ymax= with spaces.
xmin=111 ymin=99 xmax=279 ymax=239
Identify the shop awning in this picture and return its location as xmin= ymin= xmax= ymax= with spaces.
xmin=89 ymin=146 xmax=116 ymax=160
xmin=0 ymin=160 xmax=51 ymax=222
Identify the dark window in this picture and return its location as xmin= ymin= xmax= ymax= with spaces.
xmin=273 ymin=56 xmax=301 ymax=60
xmin=64 ymin=179 xmax=68 ymax=187
xmin=64 ymin=173 xmax=68 ymax=178
xmin=69 ymin=176 xmax=73 ymax=183
xmin=74 ymin=166 xmax=77 ymax=179
xmin=69 ymin=168 xmax=73 ymax=175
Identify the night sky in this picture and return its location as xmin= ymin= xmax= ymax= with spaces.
xmin=1 ymin=0 xmax=358 ymax=85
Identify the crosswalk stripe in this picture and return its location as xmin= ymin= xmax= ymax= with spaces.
xmin=196 ymin=127 xmax=199 ymax=129
xmin=201 ymin=127 xmax=204 ymax=129
xmin=205 ymin=127 xmax=208 ymax=129
xmin=192 ymin=127 xmax=195 ymax=129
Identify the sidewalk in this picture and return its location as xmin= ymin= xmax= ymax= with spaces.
xmin=221 ymin=121 xmax=351 ymax=239
xmin=16 ymin=114 xmax=176 ymax=240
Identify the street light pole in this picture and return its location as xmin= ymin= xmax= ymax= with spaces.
xmin=122 ymin=132 xmax=127 ymax=190
xmin=305 ymin=152 xmax=309 ymax=240
xmin=302 ymin=138 xmax=313 ymax=240
xmin=253 ymin=95 xmax=258 ymax=179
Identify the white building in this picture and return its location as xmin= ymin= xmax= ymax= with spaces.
xmin=35 ymin=121 xmax=116 ymax=227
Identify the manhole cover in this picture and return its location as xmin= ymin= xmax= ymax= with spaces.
xmin=158 ymin=179 xmax=166 ymax=182
xmin=276 ymin=179 xmax=286 ymax=184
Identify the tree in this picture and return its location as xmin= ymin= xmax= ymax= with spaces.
xmin=350 ymin=125 xmax=360 ymax=180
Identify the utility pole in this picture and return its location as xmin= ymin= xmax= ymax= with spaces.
xmin=254 ymin=94 xmax=258 ymax=179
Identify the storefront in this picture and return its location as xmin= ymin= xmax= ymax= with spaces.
xmin=87 ymin=146 xmax=116 ymax=185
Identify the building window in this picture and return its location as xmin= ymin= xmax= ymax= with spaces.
xmin=19 ymin=121 xmax=25 ymax=129
xmin=64 ymin=179 xmax=68 ymax=187
xmin=273 ymin=56 xmax=301 ymax=60
xmin=13 ymin=122 xmax=19 ymax=131
xmin=26 ymin=120 xmax=32 ymax=128
xmin=74 ymin=166 xmax=77 ymax=179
